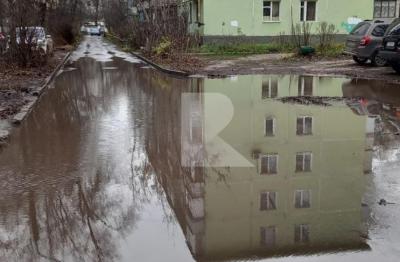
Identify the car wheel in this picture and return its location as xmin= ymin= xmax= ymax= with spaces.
xmin=371 ymin=53 xmax=387 ymax=67
xmin=391 ymin=63 xmax=400 ymax=74
xmin=353 ymin=56 xmax=368 ymax=65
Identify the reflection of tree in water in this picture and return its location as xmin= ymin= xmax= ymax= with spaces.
xmin=0 ymin=57 xmax=158 ymax=261
xmin=0 ymin=166 xmax=140 ymax=261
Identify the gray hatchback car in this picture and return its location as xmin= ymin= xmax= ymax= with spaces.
xmin=344 ymin=19 xmax=392 ymax=66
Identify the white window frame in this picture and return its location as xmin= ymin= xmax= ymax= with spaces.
xmin=374 ymin=0 xmax=397 ymax=18
xmin=294 ymin=189 xmax=311 ymax=208
xmin=296 ymin=116 xmax=313 ymax=136
xmin=296 ymin=152 xmax=312 ymax=172
xmin=298 ymin=76 xmax=313 ymax=96
xmin=295 ymin=224 xmax=310 ymax=243
xmin=262 ymin=77 xmax=279 ymax=99
xmin=263 ymin=0 xmax=281 ymax=22
xmin=260 ymin=191 xmax=278 ymax=210
xmin=260 ymin=226 xmax=277 ymax=246
xmin=260 ymin=154 xmax=279 ymax=175
xmin=300 ymin=0 xmax=317 ymax=22
xmin=264 ymin=117 xmax=276 ymax=137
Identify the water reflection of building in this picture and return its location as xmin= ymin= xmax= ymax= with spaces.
xmin=146 ymin=75 xmax=372 ymax=261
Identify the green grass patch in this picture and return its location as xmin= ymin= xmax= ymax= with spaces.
xmin=193 ymin=43 xmax=294 ymax=55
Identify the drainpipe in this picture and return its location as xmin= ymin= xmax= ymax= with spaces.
xmin=252 ymin=0 xmax=255 ymax=36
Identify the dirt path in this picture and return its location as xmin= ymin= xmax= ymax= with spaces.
xmin=0 ymin=48 xmax=70 ymax=120
xmin=195 ymin=54 xmax=400 ymax=82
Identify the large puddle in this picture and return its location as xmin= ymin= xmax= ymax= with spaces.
xmin=1 ymin=37 xmax=400 ymax=261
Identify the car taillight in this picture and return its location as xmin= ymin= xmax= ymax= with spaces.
xmin=360 ymin=36 xmax=372 ymax=46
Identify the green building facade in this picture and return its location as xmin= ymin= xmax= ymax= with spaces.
xmin=184 ymin=0 xmax=399 ymax=43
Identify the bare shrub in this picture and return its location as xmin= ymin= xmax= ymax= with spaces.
xmin=46 ymin=0 xmax=87 ymax=45
xmin=291 ymin=22 xmax=313 ymax=48
xmin=5 ymin=0 xmax=44 ymax=67
xmin=134 ymin=0 xmax=196 ymax=55
xmin=103 ymin=0 xmax=134 ymax=41
xmin=317 ymin=22 xmax=338 ymax=49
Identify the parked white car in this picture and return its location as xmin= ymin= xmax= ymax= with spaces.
xmin=16 ymin=27 xmax=54 ymax=55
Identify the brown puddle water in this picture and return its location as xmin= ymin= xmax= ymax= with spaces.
xmin=1 ymin=37 xmax=400 ymax=262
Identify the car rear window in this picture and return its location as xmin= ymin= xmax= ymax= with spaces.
xmin=371 ymin=24 xmax=389 ymax=37
xmin=350 ymin=22 xmax=371 ymax=36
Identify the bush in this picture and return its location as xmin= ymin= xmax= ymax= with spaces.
xmin=153 ymin=37 xmax=173 ymax=57
xmin=317 ymin=22 xmax=338 ymax=49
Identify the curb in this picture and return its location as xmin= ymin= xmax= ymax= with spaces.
xmin=0 ymin=51 xmax=72 ymax=145
xmin=130 ymin=51 xmax=190 ymax=78
xmin=12 ymin=51 xmax=72 ymax=125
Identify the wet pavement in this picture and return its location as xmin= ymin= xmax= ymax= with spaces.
xmin=1 ymin=36 xmax=400 ymax=262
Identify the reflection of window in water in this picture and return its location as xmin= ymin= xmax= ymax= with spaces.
xmin=265 ymin=117 xmax=275 ymax=136
xmin=260 ymin=154 xmax=278 ymax=174
xmin=260 ymin=226 xmax=276 ymax=246
xmin=295 ymin=224 xmax=310 ymax=243
xmin=296 ymin=152 xmax=312 ymax=172
xmin=295 ymin=190 xmax=311 ymax=208
xmin=298 ymin=76 xmax=313 ymax=96
xmin=262 ymin=78 xmax=278 ymax=99
xmin=190 ymin=114 xmax=203 ymax=144
xmin=296 ymin=116 xmax=313 ymax=135
xmin=260 ymin=191 xmax=277 ymax=210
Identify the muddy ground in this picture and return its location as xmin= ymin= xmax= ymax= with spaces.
xmin=194 ymin=53 xmax=400 ymax=82
xmin=0 ymin=48 xmax=70 ymax=120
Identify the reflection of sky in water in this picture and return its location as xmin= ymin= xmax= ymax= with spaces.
xmin=69 ymin=36 xmax=142 ymax=64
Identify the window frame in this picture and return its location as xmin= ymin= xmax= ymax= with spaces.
xmin=294 ymin=189 xmax=311 ymax=208
xmin=298 ymin=76 xmax=314 ymax=96
xmin=300 ymin=0 xmax=317 ymax=22
xmin=260 ymin=226 xmax=277 ymax=246
xmin=294 ymin=224 xmax=310 ymax=243
xmin=295 ymin=152 xmax=312 ymax=172
xmin=260 ymin=154 xmax=279 ymax=175
xmin=264 ymin=117 xmax=276 ymax=137
xmin=374 ymin=0 xmax=397 ymax=18
xmin=296 ymin=116 xmax=313 ymax=136
xmin=263 ymin=0 xmax=281 ymax=22
xmin=262 ymin=77 xmax=279 ymax=99
xmin=260 ymin=191 xmax=278 ymax=211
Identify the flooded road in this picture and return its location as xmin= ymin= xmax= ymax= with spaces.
xmin=1 ymin=36 xmax=400 ymax=261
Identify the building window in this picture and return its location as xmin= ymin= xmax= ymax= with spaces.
xmin=295 ymin=190 xmax=311 ymax=208
xmin=374 ymin=0 xmax=397 ymax=18
xmin=265 ymin=117 xmax=275 ymax=136
xmin=263 ymin=1 xmax=280 ymax=21
xmin=260 ymin=191 xmax=277 ymax=210
xmin=189 ymin=2 xmax=193 ymax=23
xmin=262 ymin=78 xmax=278 ymax=98
xmin=295 ymin=224 xmax=310 ymax=243
xmin=190 ymin=113 xmax=203 ymax=144
xmin=296 ymin=152 xmax=312 ymax=172
xmin=300 ymin=1 xmax=317 ymax=21
xmin=260 ymin=154 xmax=278 ymax=175
xmin=260 ymin=226 xmax=276 ymax=246
xmin=298 ymin=76 xmax=313 ymax=96
xmin=296 ymin=116 xmax=312 ymax=135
